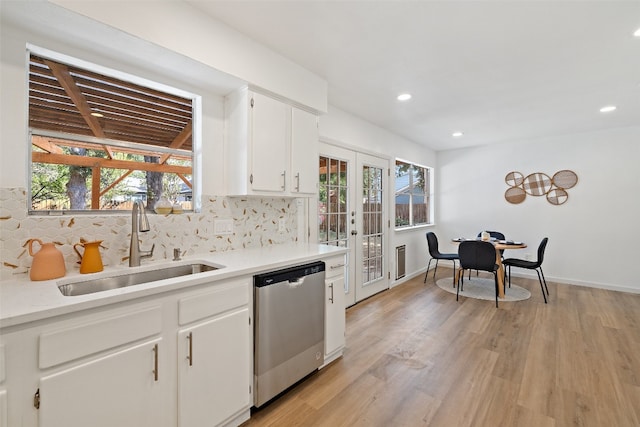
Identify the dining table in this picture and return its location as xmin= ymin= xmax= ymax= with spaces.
xmin=452 ymin=238 xmax=527 ymax=299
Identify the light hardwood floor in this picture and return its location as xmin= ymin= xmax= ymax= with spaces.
xmin=242 ymin=268 xmax=640 ymax=427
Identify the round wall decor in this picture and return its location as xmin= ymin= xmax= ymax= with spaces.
xmin=505 ymin=171 xmax=524 ymax=187
xmin=505 ymin=186 xmax=526 ymax=204
xmin=547 ymin=188 xmax=569 ymax=205
xmin=504 ymin=169 xmax=577 ymax=205
xmin=523 ymin=172 xmax=552 ymax=196
xmin=552 ymin=170 xmax=578 ymax=189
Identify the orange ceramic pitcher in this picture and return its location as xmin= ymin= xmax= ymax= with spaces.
xmin=73 ymin=240 xmax=104 ymax=274
xmin=28 ymin=239 xmax=66 ymax=281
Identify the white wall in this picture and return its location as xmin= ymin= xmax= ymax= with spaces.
xmin=320 ymin=107 xmax=438 ymax=285
xmin=48 ymin=0 xmax=328 ymax=113
xmin=437 ymin=126 xmax=640 ymax=293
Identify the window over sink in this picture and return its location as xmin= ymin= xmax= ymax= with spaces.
xmin=27 ymin=45 xmax=201 ymax=214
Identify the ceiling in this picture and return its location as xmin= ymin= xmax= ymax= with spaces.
xmin=185 ymin=1 xmax=640 ymax=151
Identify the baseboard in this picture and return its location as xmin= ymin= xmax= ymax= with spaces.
xmin=409 ymin=265 xmax=640 ymax=295
xmin=390 ymin=267 xmax=429 ymax=288
xmin=507 ymin=270 xmax=640 ymax=295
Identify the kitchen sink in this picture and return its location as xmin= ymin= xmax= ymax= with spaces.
xmin=58 ymin=263 xmax=220 ymax=296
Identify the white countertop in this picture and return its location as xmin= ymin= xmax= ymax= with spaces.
xmin=0 ymin=243 xmax=346 ymax=328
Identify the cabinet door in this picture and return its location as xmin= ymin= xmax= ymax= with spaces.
xmin=250 ymin=92 xmax=289 ymax=193
xmin=325 ymin=276 xmax=346 ymax=357
xmin=178 ymin=308 xmax=251 ymax=427
xmin=291 ymin=107 xmax=319 ymax=194
xmin=0 ymin=390 xmax=6 ymax=427
xmin=38 ymin=339 xmax=165 ymax=427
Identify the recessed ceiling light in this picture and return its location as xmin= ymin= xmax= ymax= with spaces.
xmin=452 ymin=131 xmax=464 ymax=137
xmin=397 ymin=93 xmax=412 ymax=101
xmin=599 ymin=105 xmax=617 ymax=113
xmin=91 ymin=112 xmax=104 ymax=117
xmin=634 ymin=28 xmax=640 ymax=37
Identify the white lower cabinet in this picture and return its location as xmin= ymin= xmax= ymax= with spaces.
xmin=33 ymin=303 xmax=169 ymax=427
xmin=323 ymin=255 xmax=346 ymax=365
xmin=177 ymin=307 xmax=251 ymax=426
xmin=38 ymin=338 xmax=165 ymax=427
xmin=1 ymin=277 xmax=252 ymax=427
xmin=177 ymin=277 xmax=252 ymax=426
xmin=0 ymin=255 xmax=346 ymax=425
xmin=325 ymin=276 xmax=346 ymax=359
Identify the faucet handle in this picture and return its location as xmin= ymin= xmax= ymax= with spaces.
xmin=141 ymin=243 xmax=155 ymax=259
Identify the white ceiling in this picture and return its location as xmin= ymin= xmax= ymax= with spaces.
xmin=185 ymin=0 xmax=640 ymax=151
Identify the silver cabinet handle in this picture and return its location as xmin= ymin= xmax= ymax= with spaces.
xmin=152 ymin=343 xmax=159 ymax=381
xmin=329 ymin=282 xmax=334 ymax=303
xmin=295 ymin=172 xmax=300 ymax=192
xmin=330 ymin=263 xmax=346 ymax=269
xmin=187 ymin=332 xmax=193 ymax=366
xmin=281 ymin=170 xmax=286 ymax=190
xmin=351 ymin=230 xmax=358 ymax=235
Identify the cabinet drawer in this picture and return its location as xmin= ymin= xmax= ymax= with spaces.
xmin=39 ymin=305 xmax=162 ymax=369
xmin=324 ymin=255 xmax=346 ymax=278
xmin=178 ymin=278 xmax=250 ymax=326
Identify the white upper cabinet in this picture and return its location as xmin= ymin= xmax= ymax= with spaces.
xmin=249 ymin=92 xmax=289 ymax=193
xmin=290 ymin=107 xmax=319 ymax=195
xmin=225 ymin=87 xmax=318 ymax=196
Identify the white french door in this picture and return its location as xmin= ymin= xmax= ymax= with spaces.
xmin=355 ymin=153 xmax=389 ymax=301
xmin=317 ymin=143 xmax=389 ymax=306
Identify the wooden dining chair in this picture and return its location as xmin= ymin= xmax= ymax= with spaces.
xmin=425 ymin=232 xmax=458 ymax=285
xmin=457 ymin=240 xmax=500 ymax=307
xmin=502 ymin=238 xmax=549 ymax=303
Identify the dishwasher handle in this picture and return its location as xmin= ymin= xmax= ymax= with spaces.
xmin=254 ymin=261 xmax=325 ymax=288
xmin=288 ymin=277 xmax=305 ymax=287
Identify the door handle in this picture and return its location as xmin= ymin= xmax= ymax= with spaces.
xmin=187 ymin=332 xmax=193 ymax=366
xmin=152 ymin=343 xmax=159 ymax=381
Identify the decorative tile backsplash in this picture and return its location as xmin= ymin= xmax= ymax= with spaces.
xmin=0 ymin=188 xmax=298 ymax=280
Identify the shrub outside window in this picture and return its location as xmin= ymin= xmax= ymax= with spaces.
xmin=395 ymin=160 xmax=431 ymax=228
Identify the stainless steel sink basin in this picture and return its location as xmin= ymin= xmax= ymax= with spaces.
xmin=58 ymin=263 xmax=220 ymax=296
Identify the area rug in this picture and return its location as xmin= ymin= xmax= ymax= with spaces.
xmin=435 ymin=277 xmax=531 ymax=302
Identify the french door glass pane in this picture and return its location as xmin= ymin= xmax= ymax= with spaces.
xmin=362 ymin=165 xmax=384 ymax=286
xmin=319 ymin=155 xmax=350 ymax=292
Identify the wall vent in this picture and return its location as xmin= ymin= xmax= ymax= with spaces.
xmin=396 ymin=245 xmax=406 ymax=280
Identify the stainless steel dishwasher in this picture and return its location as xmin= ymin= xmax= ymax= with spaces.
xmin=253 ymin=261 xmax=325 ymax=407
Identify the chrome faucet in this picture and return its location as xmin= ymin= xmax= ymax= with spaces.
xmin=129 ymin=200 xmax=155 ymax=267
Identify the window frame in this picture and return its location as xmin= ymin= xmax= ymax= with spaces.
xmin=394 ymin=158 xmax=433 ymax=230
xmin=26 ymin=44 xmax=202 ymax=215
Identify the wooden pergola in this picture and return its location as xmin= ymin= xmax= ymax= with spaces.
xmin=29 ymin=54 xmax=194 ymax=209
